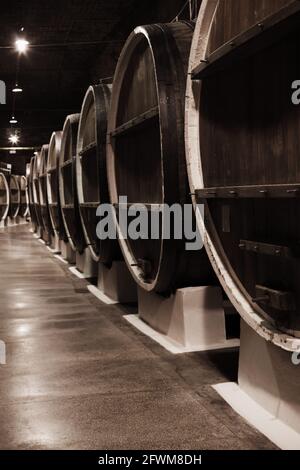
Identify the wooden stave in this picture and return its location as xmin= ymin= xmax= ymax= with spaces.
xmin=185 ymin=0 xmax=300 ymax=349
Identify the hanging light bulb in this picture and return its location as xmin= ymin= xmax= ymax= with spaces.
xmin=9 ymin=134 xmax=19 ymax=145
xmin=12 ymin=84 xmax=23 ymax=93
xmin=9 ymin=116 xmax=18 ymax=124
xmin=15 ymin=38 xmax=29 ymax=53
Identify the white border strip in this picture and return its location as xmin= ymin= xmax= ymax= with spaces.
xmin=213 ymin=382 xmax=300 ymax=450
xmin=54 ymin=254 xmax=69 ymax=265
xmin=69 ymin=266 xmax=87 ymax=279
xmin=46 ymin=245 xmax=60 ymax=254
xmin=124 ymin=314 xmax=240 ymax=355
xmin=87 ymin=285 xmax=118 ymax=305
xmin=38 ymin=238 xmax=46 ymax=245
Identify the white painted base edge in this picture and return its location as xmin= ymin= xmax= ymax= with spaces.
xmin=46 ymin=245 xmax=60 ymax=254
xmin=69 ymin=266 xmax=89 ymax=279
xmin=87 ymin=285 xmax=119 ymax=305
xmin=124 ymin=314 xmax=240 ymax=354
xmin=37 ymin=238 xmax=46 ymax=245
xmin=213 ymin=382 xmax=300 ymax=450
xmin=54 ymin=254 xmax=69 ymax=265
xmin=33 ymin=233 xmax=40 ymax=239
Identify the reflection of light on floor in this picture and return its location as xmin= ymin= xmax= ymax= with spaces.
xmin=16 ymin=324 xmax=31 ymax=336
xmin=15 ymin=302 xmax=27 ymax=309
xmin=17 ymin=399 xmax=64 ymax=448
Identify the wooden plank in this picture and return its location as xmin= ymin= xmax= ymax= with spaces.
xmin=110 ymin=106 xmax=159 ymax=138
xmin=196 ymin=184 xmax=300 ymax=199
xmin=79 ymin=202 xmax=99 ymax=208
xmin=239 ymin=240 xmax=295 ymax=258
xmin=191 ymin=1 xmax=300 ymax=79
xmin=60 ymin=159 xmax=73 ymax=169
xmin=79 ymin=141 xmax=97 ymax=157
xmin=114 ymin=202 xmax=164 ymax=212
xmin=254 ymin=285 xmax=296 ymax=311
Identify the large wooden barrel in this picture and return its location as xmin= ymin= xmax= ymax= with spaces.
xmin=32 ymin=153 xmax=43 ymax=228
xmin=17 ymin=175 xmax=29 ymax=218
xmin=76 ymin=83 xmax=120 ymax=263
xmin=107 ymin=21 xmax=214 ymax=293
xmin=39 ymin=145 xmax=54 ymax=236
xmin=9 ymin=174 xmax=21 ymax=218
xmin=28 ymin=157 xmax=37 ymax=227
xmin=186 ymin=0 xmax=300 ymax=348
xmin=47 ymin=131 xmax=66 ymax=240
xmin=59 ymin=114 xmax=85 ymax=253
xmin=0 ymin=172 xmax=9 ymax=221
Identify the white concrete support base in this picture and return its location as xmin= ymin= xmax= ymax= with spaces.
xmin=60 ymin=240 xmax=75 ymax=264
xmin=213 ymin=320 xmax=300 ymax=450
xmin=0 ymin=219 xmax=7 ymax=229
xmin=87 ymin=261 xmax=137 ymax=304
xmin=33 ymin=226 xmax=42 ymax=239
xmin=16 ymin=217 xmax=28 ymax=225
xmin=7 ymin=217 xmax=17 ymax=227
xmin=75 ymin=248 xmax=98 ymax=278
xmin=130 ymin=286 xmax=239 ymax=353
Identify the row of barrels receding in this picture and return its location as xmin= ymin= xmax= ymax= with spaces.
xmin=27 ymin=0 xmax=300 ymax=350
xmin=0 ymin=172 xmax=29 ymax=222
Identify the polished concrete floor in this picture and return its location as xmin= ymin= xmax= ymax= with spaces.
xmin=0 ymin=225 xmax=276 ymax=450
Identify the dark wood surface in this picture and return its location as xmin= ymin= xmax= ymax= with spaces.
xmin=0 ymin=224 xmax=276 ymax=450
xmin=197 ymin=1 xmax=300 ymax=332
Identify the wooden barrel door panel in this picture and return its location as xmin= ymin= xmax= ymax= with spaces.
xmin=186 ymin=0 xmax=300 ymax=347
xmin=60 ymin=114 xmax=85 ymax=253
xmin=107 ymin=21 xmax=215 ymax=293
